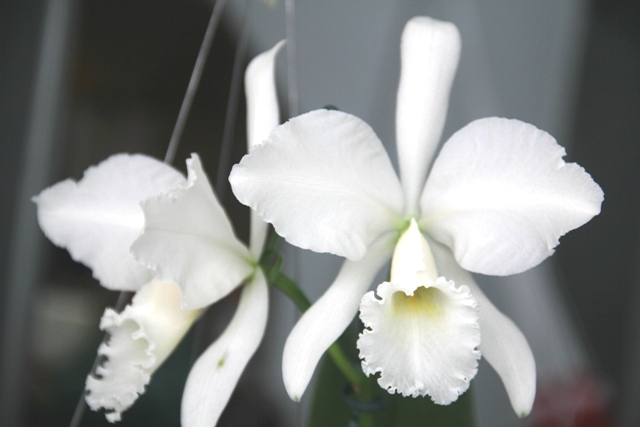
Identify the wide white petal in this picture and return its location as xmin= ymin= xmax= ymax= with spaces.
xmin=181 ymin=270 xmax=268 ymax=427
xmin=430 ymin=241 xmax=536 ymax=416
xmin=358 ymin=277 xmax=480 ymax=404
xmin=230 ymin=110 xmax=404 ymax=261
xmin=33 ymin=154 xmax=185 ymax=291
xmin=282 ymin=235 xmax=395 ymax=400
xmin=131 ymin=154 xmax=252 ymax=309
xmin=396 ymin=17 xmax=461 ymax=214
xmin=85 ymin=280 xmax=199 ymax=422
xmin=421 ymin=117 xmax=604 ymax=276
xmin=245 ymin=40 xmax=284 ymax=257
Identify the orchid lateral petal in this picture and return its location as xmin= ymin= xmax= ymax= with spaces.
xmin=421 ymin=117 xmax=603 ymax=276
xmin=33 ymin=154 xmax=185 ymax=291
xmin=358 ymin=277 xmax=480 ymax=404
xmin=430 ymin=241 xmax=536 ymax=416
xmin=230 ymin=110 xmax=404 ymax=261
xmin=131 ymin=154 xmax=252 ymax=310
xmin=85 ymin=280 xmax=199 ymax=422
xmin=245 ymin=40 xmax=284 ymax=257
xmin=396 ymin=16 xmax=461 ymax=214
xmin=282 ymin=235 xmax=395 ymax=400
xmin=181 ymin=270 xmax=268 ymax=427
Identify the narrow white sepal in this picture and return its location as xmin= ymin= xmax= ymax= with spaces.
xmin=429 ymin=240 xmax=536 ymax=416
xmin=244 ymin=40 xmax=284 ymax=257
xmin=85 ymin=280 xmax=199 ymax=422
xmin=421 ymin=117 xmax=604 ymax=276
xmin=230 ymin=110 xmax=404 ymax=261
xmin=131 ymin=154 xmax=252 ymax=309
xmin=33 ymin=154 xmax=185 ymax=291
xmin=181 ymin=270 xmax=268 ymax=427
xmin=396 ymin=17 xmax=461 ymax=214
xmin=469 ymin=280 xmax=536 ymax=417
xmin=282 ymin=235 xmax=395 ymax=401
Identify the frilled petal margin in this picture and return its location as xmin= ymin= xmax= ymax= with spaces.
xmin=358 ymin=277 xmax=480 ymax=404
xmin=395 ymin=17 xmax=461 ymax=213
xmin=245 ymin=39 xmax=284 ymax=258
xmin=421 ymin=117 xmax=604 ymax=276
xmin=230 ymin=110 xmax=404 ymax=262
xmin=357 ymin=219 xmax=480 ymax=404
xmin=282 ymin=234 xmax=395 ymax=401
xmin=33 ymin=154 xmax=185 ymax=291
xmin=181 ymin=270 xmax=268 ymax=427
xmin=131 ymin=154 xmax=253 ymax=310
xmin=430 ymin=240 xmax=536 ymax=416
xmin=86 ymin=280 xmax=199 ymax=422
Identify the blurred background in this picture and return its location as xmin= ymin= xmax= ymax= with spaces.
xmin=1 ymin=0 xmax=639 ymax=426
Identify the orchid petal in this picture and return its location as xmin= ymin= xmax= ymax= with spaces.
xmin=421 ymin=117 xmax=603 ymax=276
xmin=430 ymin=241 xmax=536 ymax=416
xmin=396 ymin=17 xmax=461 ymax=214
xmin=33 ymin=154 xmax=185 ymax=291
xmin=230 ymin=110 xmax=403 ymax=261
xmin=131 ymin=154 xmax=252 ymax=309
xmin=282 ymin=235 xmax=395 ymax=400
xmin=245 ymin=40 xmax=284 ymax=257
xmin=181 ymin=270 xmax=268 ymax=427
xmin=85 ymin=280 xmax=199 ymax=422
xmin=358 ymin=277 xmax=480 ymax=404
xmin=357 ymin=222 xmax=479 ymax=403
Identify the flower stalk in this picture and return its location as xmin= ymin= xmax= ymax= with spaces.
xmin=261 ymin=234 xmax=379 ymax=421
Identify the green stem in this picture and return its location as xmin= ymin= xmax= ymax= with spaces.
xmin=269 ymin=271 xmax=365 ymax=392
xmin=261 ymin=233 xmax=382 ymax=426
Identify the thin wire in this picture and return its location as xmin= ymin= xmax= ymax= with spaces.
xmin=189 ymin=0 xmax=252 ymax=365
xmin=215 ymin=0 xmax=252 ymax=199
xmin=284 ymin=0 xmax=299 ymax=118
xmin=164 ymin=0 xmax=229 ymax=164
xmin=283 ymin=1 xmax=305 ymax=425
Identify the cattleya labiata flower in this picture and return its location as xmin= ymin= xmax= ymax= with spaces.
xmin=230 ymin=16 xmax=603 ymax=416
xmin=34 ymin=41 xmax=284 ymax=426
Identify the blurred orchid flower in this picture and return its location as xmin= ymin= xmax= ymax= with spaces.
xmin=34 ymin=41 xmax=283 ymax=425
xmin=230 ymin=16 xmax=603 ymax=416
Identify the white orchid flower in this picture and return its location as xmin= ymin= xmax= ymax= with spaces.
xmin=230 ymin=16 xmax=603 ymax=417
xmin=34 ymin=153 xmax=199 ymax=422
xmin=34 ymin=41 xmax=283 ymax=425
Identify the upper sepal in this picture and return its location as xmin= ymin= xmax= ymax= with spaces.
xmin=396 ymin=17 xmax=461 ymax=213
